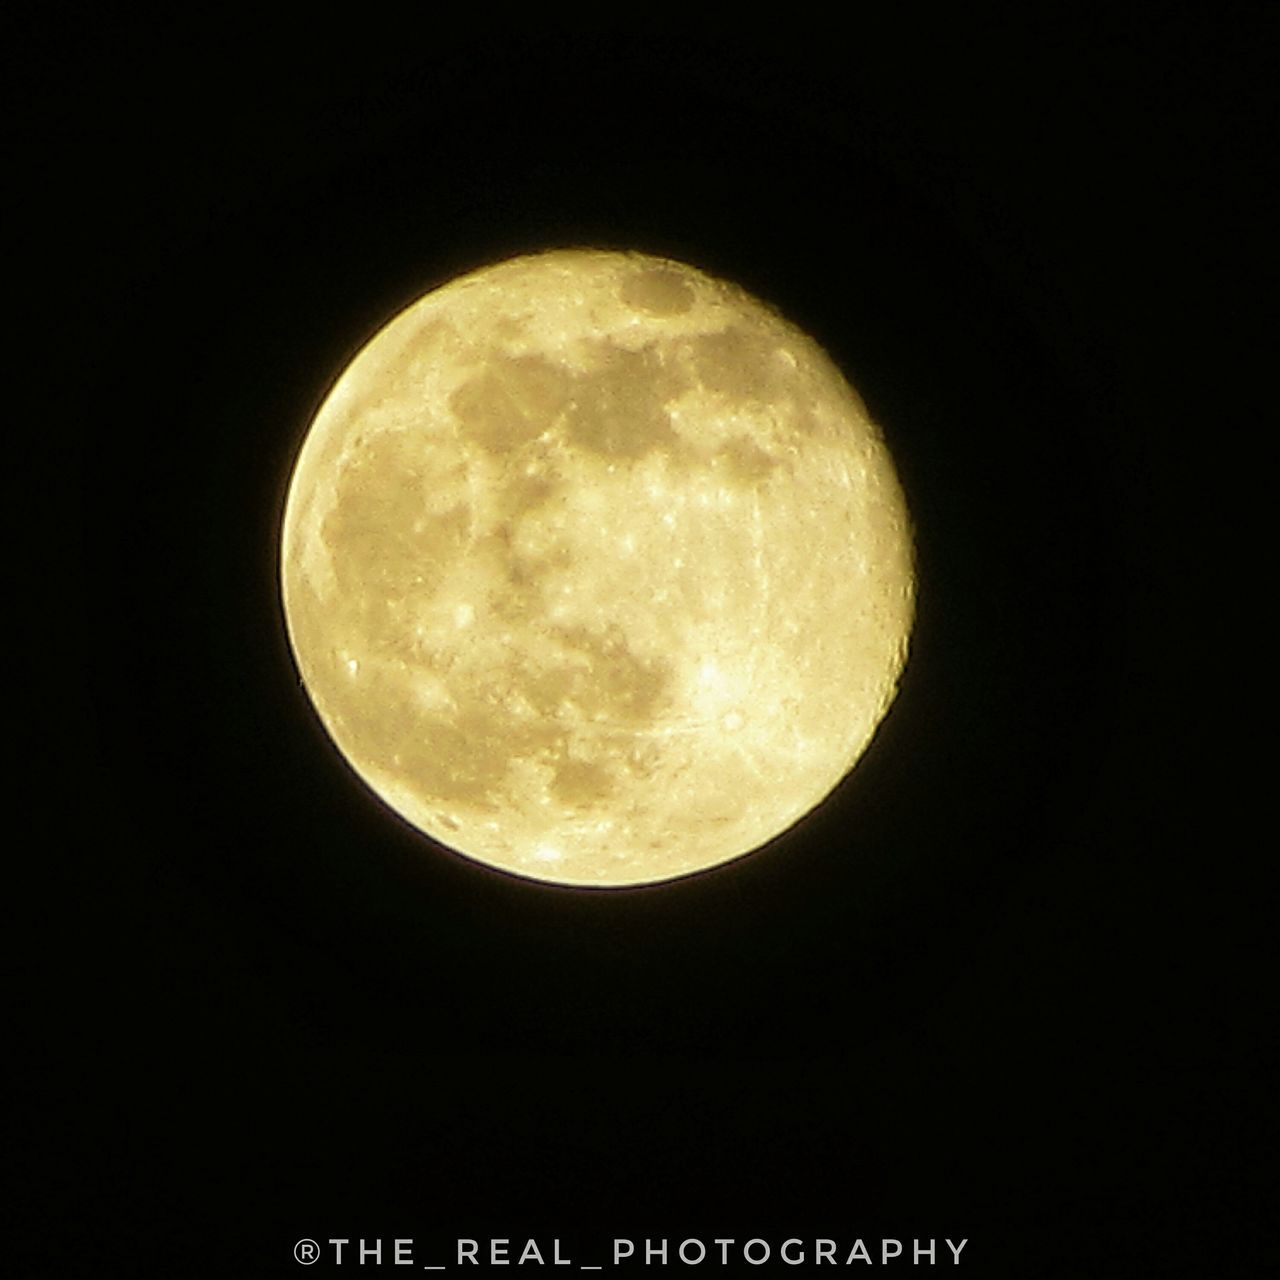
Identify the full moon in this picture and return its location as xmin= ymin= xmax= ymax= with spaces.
xmin=280 ymin=249 xmax=914 ymax=887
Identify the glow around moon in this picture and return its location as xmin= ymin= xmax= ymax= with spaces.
xmin=280 ymin=249 xmax=914 ymax=887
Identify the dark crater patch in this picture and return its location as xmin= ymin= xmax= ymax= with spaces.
xmin=620 ymin=266 xmax=695 ymax=316
xmin=451 ymin=353 xmax=573 ymax=454
xmin=550 ymin=622 xmax=673 ymax=725
xmin=385 ymin=707 xmax=546 ymax=812
xmin=564 ymin=343 xmax=687 ymax=460
xmin=500 ymin=469 xmax=560 ymax=521
xmin=717 ymin=435 xmax=779 ymax=485
xmin=550 ymin=757 xmax=616 ymax=808
xmin=322 ymin=434 xmax=471 ymax=652
xmin=688 ymin=324 xmax=787 ymax=400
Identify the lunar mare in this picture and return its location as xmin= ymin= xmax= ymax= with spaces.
xmin=280 ymin=249 xmax=914 ymax=887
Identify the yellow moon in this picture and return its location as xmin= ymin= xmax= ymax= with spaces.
xmin=280 ymin=249 xmax=914 ymax=887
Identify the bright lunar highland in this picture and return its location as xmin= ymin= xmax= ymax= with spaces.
xmin=280 ymin=249 xmax=914 ymax=887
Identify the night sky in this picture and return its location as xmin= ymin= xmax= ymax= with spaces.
xmin=16 ymin=9 xmax=1274 ymax=1277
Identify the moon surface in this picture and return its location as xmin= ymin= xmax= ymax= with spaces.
xmin=280 ymin=249 xmax=914 ymax=887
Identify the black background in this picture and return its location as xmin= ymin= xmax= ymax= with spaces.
xmin=14 ymin=7 xmax=1275 ymax=1277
